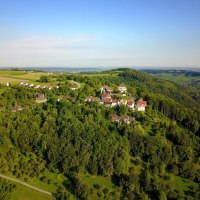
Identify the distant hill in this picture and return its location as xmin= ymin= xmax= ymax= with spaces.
xmin=141 ymin=69 xmax=200 ymax=89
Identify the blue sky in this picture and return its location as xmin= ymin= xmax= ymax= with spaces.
xmin=0 ymin=0 xmax=199 ymax=67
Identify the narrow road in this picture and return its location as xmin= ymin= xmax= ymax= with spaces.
xmin=0 ymin=174 xmax=53 ymax=197
xmin=70 ymin=80 xmax=81 ymax=88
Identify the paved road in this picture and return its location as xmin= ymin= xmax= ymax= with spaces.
xmin=0 ymin=174 xmax=53 ymax=197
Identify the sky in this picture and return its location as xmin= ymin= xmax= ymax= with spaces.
xmin=0 ymin=0 xmax=200 ymax=68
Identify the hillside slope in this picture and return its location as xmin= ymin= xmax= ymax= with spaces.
xmin=0 ymin=69 xmax=199 ymax=199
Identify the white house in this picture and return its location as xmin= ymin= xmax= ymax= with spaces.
xmin=118 ymin=99 xmax=127 ymax=106
xmin=118 ymin=84 xmax=127 ymax=93
xmin=121 ymin=116 xmax=134 ymax=124
xmin=28 ymin=84 xmax=34 ymax=87
xmin=36 ymin=93 xmax=47 ymax=103
xmin=35 ymin=85 xmax=40 ymax=89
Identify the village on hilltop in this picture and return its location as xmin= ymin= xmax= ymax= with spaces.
xmin=11 ymin=81 xmax=147 ymax=125
xmin=85 ymin=84 xmax=147 ymax=124
xmin=85 ymin=84 xmax=147 ymax=111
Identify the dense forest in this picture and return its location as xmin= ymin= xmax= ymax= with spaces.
xmin=141 ymin=69 xmax=200 ymax=90
xmin=0 ymin=68 xmax=200 ymax=199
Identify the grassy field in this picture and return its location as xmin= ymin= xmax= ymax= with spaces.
xmin=10 ymin=183 xmax=54 ymax=200
xmin=0 ymin=70 xmax=50 ymax=84
xmin=79 ymin=174 xmax=121 ymax=200
xmin=164 ymin=173 xmax=199 ymax=194
xmin=3 ymin=170 xmax=67 ymax=194
xmin=79 ymin=173 xmax=120 ymax=192
xmin=28 ymin=172 xmax=67 ymax=193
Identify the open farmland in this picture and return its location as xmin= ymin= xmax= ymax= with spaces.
xmin=0 ymin=70 xmax=50 ymax=83
xmin=0 ymin=77 xmax=27 ymax=83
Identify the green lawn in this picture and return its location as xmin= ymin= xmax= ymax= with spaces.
xmin=3 ymin=170 xmax=67 ymax=194
xmin=10 ymin=183 xmax=54 ymax=200
xmin=79 ymin=174 xmax=121 ymax=200
xmin=28 ymin=172 xmax=69 ymax=193
xmin=79 ymin=174 xmax=119 ymax=190
xmin=167 ymin=174 xmax=199 ymax=192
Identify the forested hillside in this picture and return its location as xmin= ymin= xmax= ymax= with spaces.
xmin=141 ymin=69 xmax=200 ymax=90
xmin=0 ymin=69 xmax=200 ymax=200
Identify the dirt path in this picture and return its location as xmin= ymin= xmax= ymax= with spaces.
xmin=0 ymin=174 xmax=53 ymax=197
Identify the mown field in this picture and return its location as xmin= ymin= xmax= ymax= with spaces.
xmin=0 ymin=70 xmax=51 ymax=84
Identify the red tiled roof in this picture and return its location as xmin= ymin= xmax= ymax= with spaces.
xmin=137 ymin=98 xmax=147 ymax=107
xmin=101 ymin=93 xmax=111 ymax=98
xmin=111 ymin=114 xmax=120 ymax=121
xmin=104 ymin=98 xmax=112 ymax=104
xmin=127 ymin=101 xmax=134 ymax=106
xmin=112 ymin=99 xmax=118 ymax=103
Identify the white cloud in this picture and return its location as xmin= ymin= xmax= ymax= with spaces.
xmin=0 ymin=35 xmax=95 ymax=50
xmin=0 ymin=34 xmax=199 ymax=67
xmin=0 ymin=34 xmax=99 ymax=66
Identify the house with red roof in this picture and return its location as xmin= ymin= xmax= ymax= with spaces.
xmin=136 ymin=98 xmax=147 ymax=111
xmin=101 ymin=85 xmax=113 ymax=94
xmin=111 ymin=114 xmax=121 ymax=122
xmin=111 ymin=99 xmax=118 ymax=107
xmin=104 ymin=98 xmax=112 ymax=107
xmin=127 ymin=101 xmax=135 ymax=110
xmin=101 ymin=93 xmax=111 ymax=101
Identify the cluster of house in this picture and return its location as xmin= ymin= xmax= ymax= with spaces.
xmin=20 ymin=82 xmax=57 ymax=90
xmin=20 ymin=82 xmax=79 ymax=90
xmin=12 ymin=106 xmax=23 ymax=112
xmin=85 ymin=84 xmax=147 ymax=111
xmin=11 ymin=94 xmax=47 ymax=112
xmin=111 ymin=114 xmax=134 ymax=124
